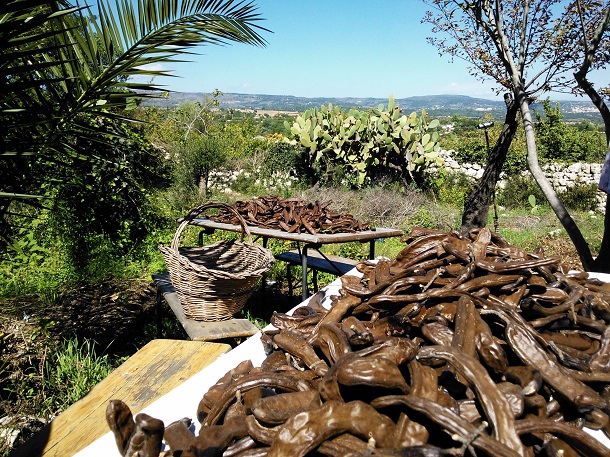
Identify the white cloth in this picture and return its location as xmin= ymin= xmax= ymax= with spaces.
xmin=598 ymin=147 xmax=610 ymax=194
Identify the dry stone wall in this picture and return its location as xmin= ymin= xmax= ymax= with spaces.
xmin=437 ymin=149 xmax=607 ymax=212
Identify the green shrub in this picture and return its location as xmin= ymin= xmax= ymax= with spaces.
xmin=338 ymin=242 xmax=367 ymax=261
xmin=440 ymin=117 xmax=528 ymax=175
xmin=429 ymin=170 xmax=475 ymax=207
xmin=559 ymin=183 xmax=599 ymax=211
xmin=0 ymin=217 xmax=70 ymax=300
xmin=259 ymin=141 xmax=300 ymax=177
xmin=535 ymin=100 xmax=607 ymax=164
xmin=497 ymin=174 xmax=547 ymax=210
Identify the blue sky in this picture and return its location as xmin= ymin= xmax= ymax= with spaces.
xmin=152 ymin=0 xmax=504 ymax=100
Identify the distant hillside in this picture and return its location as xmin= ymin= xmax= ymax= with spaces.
xmin=143 ymin=92 xmax=603 ymax=123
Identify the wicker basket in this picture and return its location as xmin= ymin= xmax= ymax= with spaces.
xmin=159 ymin=202 xmax=274 ymax=321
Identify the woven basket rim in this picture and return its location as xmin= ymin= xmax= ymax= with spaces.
xmin=159 ymin=241 xmax=273 ymax=280
xmin=172 ymin=202 xmax=253 ymax=248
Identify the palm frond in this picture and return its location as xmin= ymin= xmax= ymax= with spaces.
xmin=1 ymin=0 xmax=269 ymax=247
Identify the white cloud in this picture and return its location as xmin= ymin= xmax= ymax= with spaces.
xmin=133 ymin=63 xmax=170 ymax=73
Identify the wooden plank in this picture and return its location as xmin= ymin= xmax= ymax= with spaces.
xmin=11 ymin=339 xmax=231 ymax=457
xmin=275 ymin=250 xmax=358 ymax=276
xmin=185 ymin=218 xmax=403 ymax=245
xmin=152 ymin=273 xmax=258 ymax=342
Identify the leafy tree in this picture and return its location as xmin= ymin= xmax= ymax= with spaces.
xmin=534 ymin=99 xmax=606 ymax=163
xmin=0 ymin=0 xmax=267 ymax=251
xmin=443 ymin=117 xmax=528 ymax=175
xmin=50 ymin=118 xmax=166 ymax=273
xmin=258 ymin=113 xmax=297 ymax=135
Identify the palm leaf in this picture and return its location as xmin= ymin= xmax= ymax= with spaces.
xmin=1 ymin=0 xmax=269 ymax=247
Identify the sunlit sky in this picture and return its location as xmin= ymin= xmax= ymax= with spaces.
xmin=138 ymin=0 xmax=596 ymax=101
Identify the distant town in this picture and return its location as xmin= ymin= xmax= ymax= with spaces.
xmin=143 ymin=92 xmax=605 ymax=124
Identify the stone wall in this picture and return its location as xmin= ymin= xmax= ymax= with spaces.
xmin=437 ymin=149 xmax=607 ymax=212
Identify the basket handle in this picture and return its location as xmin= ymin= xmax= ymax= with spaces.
xmin=170 ymin=202 xmax=253 ymax=251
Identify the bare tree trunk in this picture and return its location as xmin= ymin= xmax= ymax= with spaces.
xmin=574 ymin=56 xmax=610 ymax=272
xmin=573 ymin=3 xmax=610 ymax=272
xmin=596 ymin=194 xmax=610 ymax=272
xmin=515 ymin=88 xmax=595 ymax=271
xmin=461 ymin=96 xmax=519 ymax=234
xmin=198 ymin=174 xmax=208 ymax=199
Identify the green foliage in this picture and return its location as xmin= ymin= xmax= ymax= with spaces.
xmin=558 ymin=182 xmax=599 ymax=211
xmin=47 ymin=118 xmax=166 ymax=278
xmin=0 ymin=220 xmax=63 ymax=300
xmin=430 ymin=170 xmax=475 ymax=207
xmin=442 ymin=115 xmax=528 ymax=175
xmin=1 ymin=0 xmax=267 ymax=253
xmin=221 ymin=117 xmax=265 ymax=161
xmin=408 ymin=207 xmax=436 ymax=229
xmin=285 ymin=97 xmax=442 ymax=188
xmin=228 ymin=140 xmax=302 ymax=196
xmin=534 ymin=100 xmax=606 ymax=163
xmin=42 ymin=338 xmax=113 ymax=415
xmin=180 ymin=133 xmax=228 ymax=199
xmin=0 ymin=193 xmax=175 ymax=300
xmin=259 ymin=141 xmax=301 ymax=178
xmin=497 ymin=175 xmax=547 ymax=210
xmin=442 ymin=115 xmax=494 ymax=165
xmin=257 ymin=113 xmax=297 ymax=135
xmin=338 ymin=242 xmax=367 ymax=261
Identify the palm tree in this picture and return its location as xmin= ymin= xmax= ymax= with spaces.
xmin=0 ymin=0 xmax=268 ymax=248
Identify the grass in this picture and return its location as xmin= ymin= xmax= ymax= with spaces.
xmin=0 ymin=335 xmax=115 ymax=455
xmin=496 ymin=205 xmax=604 ymax=259
xmin=42 ymin=338 xmax=114 ymax=415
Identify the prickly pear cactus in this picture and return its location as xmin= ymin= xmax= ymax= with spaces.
xmin=285 ymin=97 xmax=442 ymax=186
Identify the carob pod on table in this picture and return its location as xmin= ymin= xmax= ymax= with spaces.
xmin=207 ymin=196 xmax=373 ymax=234
xmin=106 ymin=226 xmax=610 ymax=456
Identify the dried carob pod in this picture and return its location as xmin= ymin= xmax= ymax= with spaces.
xmin=106 ymin=400 xmax=164 ymax=457
xmin=107 ymin=226 xmax=610 ymax=456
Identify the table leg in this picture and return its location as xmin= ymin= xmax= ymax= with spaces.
xmin=302 ymin=244 xmax=309 ymax=301
xmin=286 ymin=263 xmax=293 ymax=297
xmin=156 ymin=288 xmax=163 ymax=338
xmin=198 ymin=227 xmax=216 ymax=246
xmin=261 ymin=237 xmax=269 ymax=299
xmin=369 ymin=239 xmax=375 ymax=260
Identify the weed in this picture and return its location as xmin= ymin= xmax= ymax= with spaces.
xmin=41 ymin=338 xmax=113 ymax=416
xmin=241 ymin=309 xmax=267 ymax=329
xmin=558 ymin=182 xmax=599 ymax=211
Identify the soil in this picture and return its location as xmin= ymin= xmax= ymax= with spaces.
xmin=0 ymin=273 xmax=299 ymax=453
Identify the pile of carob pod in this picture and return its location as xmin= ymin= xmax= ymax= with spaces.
xmin=107 ymin=226 xmax=610 ymax=456
xmin=207 ymin=196 xmax=372 ymax=234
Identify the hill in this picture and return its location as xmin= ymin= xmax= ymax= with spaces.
xmin=143 ymin=92 xmax=604 ymax=123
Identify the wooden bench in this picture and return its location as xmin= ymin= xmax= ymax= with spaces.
xmin=152 ymin=273 xmax=258 ymax=342
xmin=11 ymin=339 xmax=231 ymax=457
xmin=275 ymin=249 xmax=358 ymax=298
